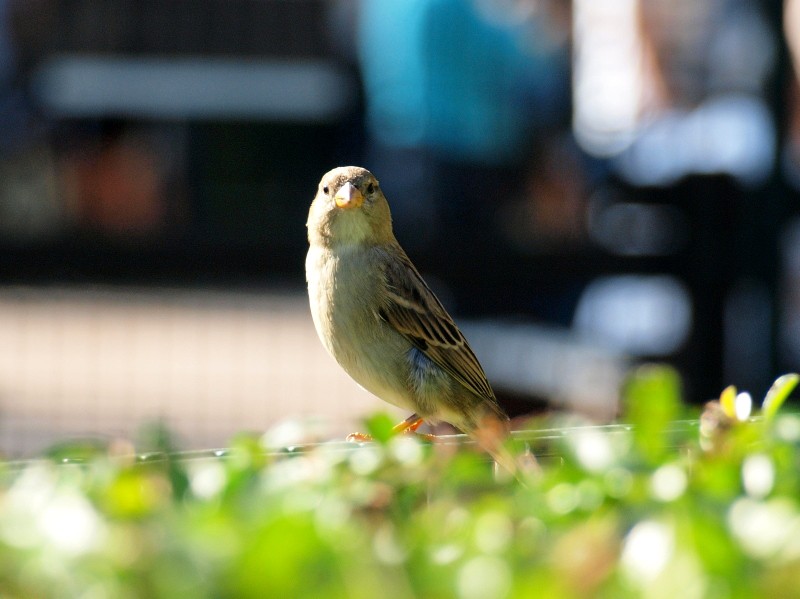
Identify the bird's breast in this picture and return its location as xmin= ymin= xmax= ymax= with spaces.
xmin=306 ymin=245 xmax=375 ymax=347
xmin=305 ymin=244 xmax=416 ymax=411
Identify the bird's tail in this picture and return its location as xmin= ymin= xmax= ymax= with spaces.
xmin=473 ymin=413 xmax=539 ymax=484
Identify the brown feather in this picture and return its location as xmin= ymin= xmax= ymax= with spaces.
xmin=378 ymin=244 xmax=499 ymax=406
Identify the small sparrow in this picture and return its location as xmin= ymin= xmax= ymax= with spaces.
xmin=306 ymin=166 xmax=518 ymax=475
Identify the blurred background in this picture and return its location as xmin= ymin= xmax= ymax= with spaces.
xmin=0 ymin=0 xmax=796 ymax=456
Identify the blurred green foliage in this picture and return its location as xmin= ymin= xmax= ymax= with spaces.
xmin=1 ymin=368 xmax=800 ymax=598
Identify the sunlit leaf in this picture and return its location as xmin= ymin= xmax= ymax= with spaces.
xmin=623 ymin=364 xmax=682 ymax=463
xmin=762 ymin=374 xmax=800 ymax=421
xmin=720 ymin=385 xmax=737 ymax=419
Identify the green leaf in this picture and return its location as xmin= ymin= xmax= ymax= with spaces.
xmin=622 ymin=364 xmax=682 ymax=463
xmin=364 ymin=412 xmax=397 ymax=444
xmin=762 ymin=374 xmax=800 ymax=422
xmin=43 ymin=437 xmax=110 ymax=463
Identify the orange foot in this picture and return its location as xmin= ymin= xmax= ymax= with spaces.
xmin=346 ymin=413 xmax=435 ymax=442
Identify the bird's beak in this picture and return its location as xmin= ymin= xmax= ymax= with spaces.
xmin=334 ymin=182 xmax=364 ymax=209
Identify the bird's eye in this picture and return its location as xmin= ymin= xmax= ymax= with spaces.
xmin=322 ymin=186 xmax=329 ymax=195
xmin=366 ymin=182 xmax=375 ymax=194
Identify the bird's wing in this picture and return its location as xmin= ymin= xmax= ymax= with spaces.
xmin=377 ymin=246 xmax=496 ymax=403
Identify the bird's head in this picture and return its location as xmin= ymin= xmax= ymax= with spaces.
xmin=307 ymin=166 xmax=395 ymax=247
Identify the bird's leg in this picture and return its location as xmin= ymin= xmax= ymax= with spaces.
xmin=393 ymin=413 xmax=425 ymax=434
xmin=346 ymin=413 xmax=434 ymax=442
xmin=393 ymin=414 xmax=436 ymax=440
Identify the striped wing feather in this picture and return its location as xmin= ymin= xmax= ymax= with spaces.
xmin=378 ymin=247 xmax=496 ymax=403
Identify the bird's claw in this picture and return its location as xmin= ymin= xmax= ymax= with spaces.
xmin=346 ymin=414 xmax=435 ymax=443
xmin=345 ymin=430 xmax=436 ymax=443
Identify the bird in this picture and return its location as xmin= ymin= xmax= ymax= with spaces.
xmin=305 ymin=165 xmax=522 ymax=476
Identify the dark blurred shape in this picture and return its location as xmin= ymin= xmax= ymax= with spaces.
xmin=11 ymin=0 xmax=331 ymax=59
xmin=499 ymin=134 xmax=589 ymax=253
xmin=60 ymin=121 xmax=172 ymax=237
xmin=780 ymin=0 xmax=800 ymax=380
xmin=785 ymin=0 xmax=800 ymax=188
xmin=0 ymin=0 xmax=30 ymax=153
xmin=0 ymin=0 xmax=63 ymax=241
xmin=0 ymin=0 xmax=358 ymax=284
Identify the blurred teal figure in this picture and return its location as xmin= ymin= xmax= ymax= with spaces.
xmin=357 ymin=0 xmax=569 ymax=244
